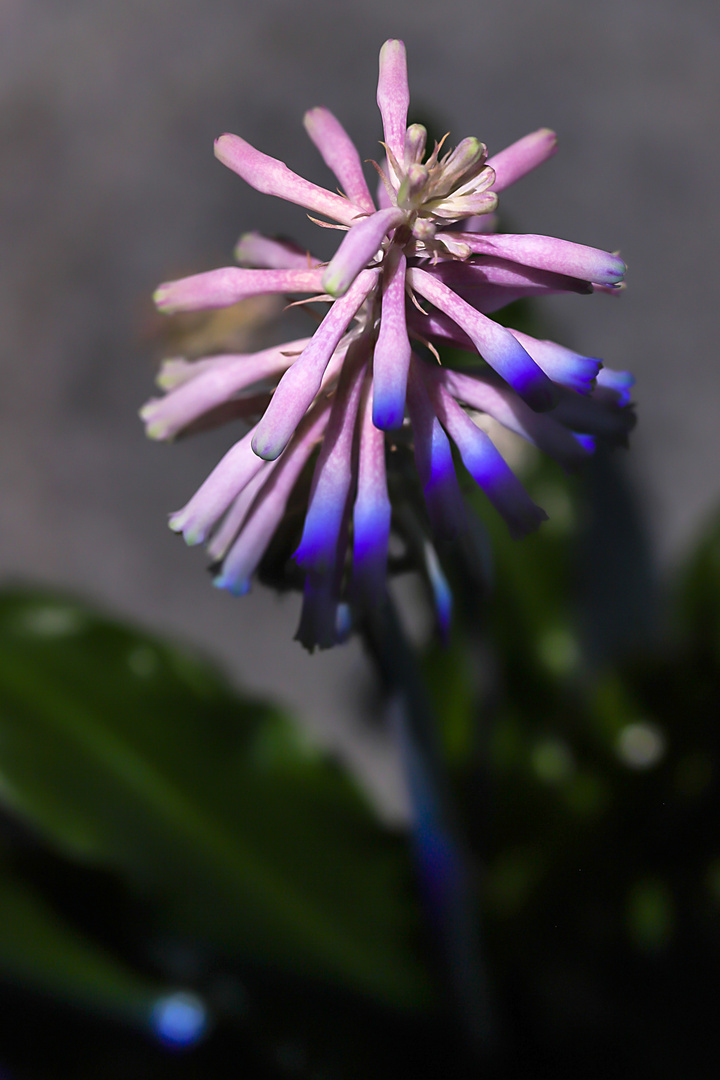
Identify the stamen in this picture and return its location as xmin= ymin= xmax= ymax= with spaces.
xmin=367 ymin=158 xmax=398 ymax=206
xmin=306 ymin=215 xmax=350 ymax=231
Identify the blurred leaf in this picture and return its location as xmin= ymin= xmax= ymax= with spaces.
xmin=423 ymin=633 xmax=478 ymax=766
xmin=677 ymin=507 xmax=720 ymax=663
xmin=0 ymin=854 xmax=160 ymax=1024
xmin=463 ymin=452 xmax=582 ymax=698
xmin=573 ymin=450 xmax=659 ymax=665
xmin=625 ymin=878 xmax=674 ymax=953
xmin=0 ymin=587 xmax=431 ymax=1008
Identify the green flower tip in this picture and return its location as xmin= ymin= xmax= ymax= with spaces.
xmin=153 ymin=285 xmax=175 ymax=314
xmin=321 ymin=267 xmax=348 ymax=298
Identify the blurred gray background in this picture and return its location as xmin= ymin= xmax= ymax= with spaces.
xmin=1 ymin=0 xmax=718 ymax=814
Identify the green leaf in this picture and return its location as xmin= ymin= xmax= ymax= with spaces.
xmin=0 ymin=852 xmax=161 ymax=1024
xmin=0 ymin=587 xmax=431 ymax=1008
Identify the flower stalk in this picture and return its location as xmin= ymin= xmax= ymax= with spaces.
xmin=362 ymin=596 xmax=496 ymax=1053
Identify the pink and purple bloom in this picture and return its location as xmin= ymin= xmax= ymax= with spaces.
xmin=143 ymin=39 xmax=633 ymax=649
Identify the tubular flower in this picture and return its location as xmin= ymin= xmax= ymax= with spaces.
xmin=144 ymin=38 xmax=634 ymax=649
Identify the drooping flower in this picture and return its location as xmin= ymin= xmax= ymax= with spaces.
xmin=143 ymin=39 xmax=634 ymax=649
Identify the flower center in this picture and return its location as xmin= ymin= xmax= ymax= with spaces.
xmin=390 ymin=131 xmax=498 ymax=243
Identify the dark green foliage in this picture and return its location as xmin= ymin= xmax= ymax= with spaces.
xmin=0 ymin=587 xmax=435 ymax=1076
xmin=2 ymin=421 xmax=720 ymax=1076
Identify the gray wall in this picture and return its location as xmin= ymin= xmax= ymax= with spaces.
xmin=2 ymin=0 xmax=718 ymax=814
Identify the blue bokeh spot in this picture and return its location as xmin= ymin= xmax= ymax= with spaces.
xmin=151 ymin=991 xmax=208 ymax=1048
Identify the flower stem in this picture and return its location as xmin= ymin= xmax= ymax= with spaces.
xmin=361 ymin=596 xmax=496 ymax=1055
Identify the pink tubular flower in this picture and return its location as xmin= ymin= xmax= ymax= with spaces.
xmin=145 ymin=39 xmax=634 ymax=650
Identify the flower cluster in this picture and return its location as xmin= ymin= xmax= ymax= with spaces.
xmin=143 ymin=39 xmax=634 ymax=649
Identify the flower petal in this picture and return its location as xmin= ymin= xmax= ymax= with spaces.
xmin=353 ymin=376 xmax=391 ymax=603
xmin=406 ymin=360 xmax=466 ymax=540
xmin=155 ymin=393 xmax=271 ymax=440
xmin=458 ymin=213 xmax=499 ymax=235
xmin=295 ymin=573 xmax=349 ymax=651
xmin=437 ymin=367 xmax=593 ymax=471
xmin=205 ymin=461 xmax=277 ymax=561
xmin=155 ymin=337 xmax=311 ymax=391
xmin=294 ymin=340 xmax=367 ymax=649
xmin=407 ymin=307 xmax=474 ymax=350
xmin=594 ymin=367 xmax=635 ymax=407
xmin=445 ymin=232 xmax=626 ymax=285
xmin=551 ymin=387 xmax=636 ymax=444
xmin=409 ymin=267 xmax=558 ymax=412
xmin=373 ymin=247 xmax=411 ymax=430
xmin=508 ymin=330 xmax=601 ymax=394
xmin=424 ymin=371 xmax=548 ymax=538
xmin=252 ymin=268 xmax=379 ymax=460
xmin=141 ymin=342 xmax=301 ymax=439
xmin=154 ymin=267 xmax=325 ymax=314
xmin=214 ymin=403 xmax=331 ymax=596
xmin=377 ymin=40 xmax=410 ymax=176
xmin=234 ymin=232 xmax=317 ymax=269
xmin=168 ymin=426 xmax=266 ymax=546
xmin=475 ymin=284 xmax=589 ymax=313
xmin=428 ymin=257 xmax=593 ymax=295
xmin=214 ymin=133 xmax=364 ymax=226
xmin=486 ymin=128 xmax=558 ymax=193
xmin=303 ymin=107 xmax=376 ymax=213
xmin=322 ymin=206 xmax=404 ymax=297
xmin=294 ymin=336 xmax=369 ymax=573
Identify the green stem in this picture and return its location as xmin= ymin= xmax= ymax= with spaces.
xmin=361 ymin=596 xmax=496 ymax=1054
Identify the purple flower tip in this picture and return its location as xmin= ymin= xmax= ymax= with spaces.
xmin=372 ymin=395 xmax=405 ymax=431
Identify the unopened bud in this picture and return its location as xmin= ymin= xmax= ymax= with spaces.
xmin=404 ymin=124 xmax=427 ymax=167
xmin=412 ymin=218 xmax=437 ymax=242
xmin=431 ymin=137 xmax=487 ymax=198
xmin=397 ymin=163 xmax=430 ymax=208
